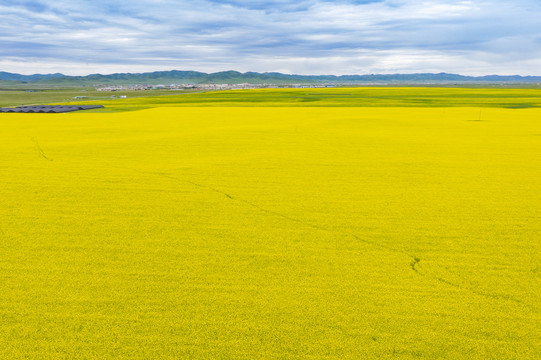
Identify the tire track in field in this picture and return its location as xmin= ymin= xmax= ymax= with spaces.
xmin=126 ymin=167 xmax=533 ymax=309
xmin=30 ymin=137 xmax=54 ymax=161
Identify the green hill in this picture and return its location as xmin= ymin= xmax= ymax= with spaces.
xmin=2 ymin=70 xmax=541 ymax=86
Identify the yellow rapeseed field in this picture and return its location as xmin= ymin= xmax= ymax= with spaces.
xmin=1 ymin=93 xmax=540 ymax=358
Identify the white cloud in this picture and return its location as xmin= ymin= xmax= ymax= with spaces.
xmin=1 ymin=0 xmax=540 ymax=75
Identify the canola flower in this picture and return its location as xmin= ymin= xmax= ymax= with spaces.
xmin=1 ymin=94 xmax=540 ymax=358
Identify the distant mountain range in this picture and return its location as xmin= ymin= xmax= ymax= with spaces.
xmin=0 ymin=71 xmax=65 ymax=82
xmin=2 ymin=70 xmax=541 ymax=85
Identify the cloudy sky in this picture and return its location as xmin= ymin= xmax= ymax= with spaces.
xmin=1 ymin=0 xmax=541 ymax=75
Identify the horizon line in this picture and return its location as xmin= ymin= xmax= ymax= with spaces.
xmin=3 ymin=70 xmax=541 ymax=78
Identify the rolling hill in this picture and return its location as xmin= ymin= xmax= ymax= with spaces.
xmin=2 ymin=70 xmax=541 ymax=85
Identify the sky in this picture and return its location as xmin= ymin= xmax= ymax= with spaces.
xmin=1 ymin=0 xmax=541 ymax=76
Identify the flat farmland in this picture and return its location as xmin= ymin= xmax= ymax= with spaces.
xmin=1 ymin=89 xmax=540 ymax=359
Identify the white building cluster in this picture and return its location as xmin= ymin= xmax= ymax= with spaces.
xmin=95 ymin=83 xmax=334 ymax=91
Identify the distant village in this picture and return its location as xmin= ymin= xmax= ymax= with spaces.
xmin=95 ymin=83 xmax=336 ymax=91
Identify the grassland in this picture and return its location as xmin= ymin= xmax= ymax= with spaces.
xmin=1 ymin=88 xmax=540 ymax=359
xmin=63 ymin=86 xmax=541 ymax=112
xmin=0 ymin=87 xmax=202 ymax=108
xmin=3 ymin=86 xmax=541 ymax=110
